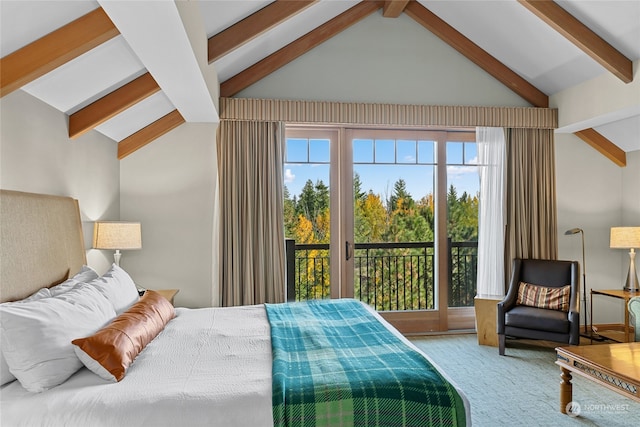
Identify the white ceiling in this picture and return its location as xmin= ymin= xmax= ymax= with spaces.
xmin=1 ymin=0 xmax=639 ymax=152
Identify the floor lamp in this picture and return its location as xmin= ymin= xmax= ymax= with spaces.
xmin=565 ymin=228 xmax=591 ymax=338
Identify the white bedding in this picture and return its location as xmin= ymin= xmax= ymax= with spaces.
xmin=1 ymin=303 xmax=470 ymax=427
xmin=1 ymin=305 xmax=274 ymax=427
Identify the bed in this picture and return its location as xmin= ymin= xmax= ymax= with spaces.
xmin=0 ymin=190 xmax=470 ymax=426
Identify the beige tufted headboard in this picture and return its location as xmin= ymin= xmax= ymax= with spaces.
xmin=0 ymin=190 xmax=86 ymax=302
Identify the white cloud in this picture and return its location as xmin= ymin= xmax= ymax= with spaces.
xmin=284 ymin=168 xmax=295 ymax=183
xmin=446 ymin=165 xmax=479 ymax=176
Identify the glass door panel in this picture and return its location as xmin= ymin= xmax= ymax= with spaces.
xmin=445 ymin=138 xmax=480 ymax=330
xmin=350 ymin=132 xmax=437 ymax=312
xmin=283 ymin=129 xmax=335 ymax=301
xmin=445 ymin=140 xmax=479 ymax=308
xmin=346 ymin=129 xmax=445 ymax=332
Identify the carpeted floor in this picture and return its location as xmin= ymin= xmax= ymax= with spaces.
xmin=410 ymin=334 xmax=639 ymax=427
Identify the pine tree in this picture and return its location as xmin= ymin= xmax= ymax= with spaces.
xmin=296 ymin=179 xmax=317 ymax=220
xmin=388 ymin=179 xmax=414 ymax=212
xmin=353 ymin=172 xmax=366 ymax=202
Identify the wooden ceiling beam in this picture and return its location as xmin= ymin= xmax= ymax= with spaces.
xmin=117 ymin=110 xmax=184 ymax=159
xmin=518 ymin=0 xmax=633 ymax=84
xmin=208 ymin=0 xmax=317 ymax=63
xmin=69 ymin=73 xmax=161 ymax=139
xmin=0 ymin=8 xmax=119 ymax=97
xmin=220 ymin=1 xmax=383 ymax=98
xmin=405 ymin=2 xmax=548 ymax=108
xmin=383 ymin=0 xmax=412 ymax=18
xmin=574 ymin=128 xmax=626 ymax=167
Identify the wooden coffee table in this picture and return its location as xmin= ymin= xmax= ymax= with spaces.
xmin=555 ymin=343 xmax=640 ymax=414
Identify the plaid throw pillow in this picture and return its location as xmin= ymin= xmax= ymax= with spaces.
xmin=516 ymin=281 xmax=571 ymax=312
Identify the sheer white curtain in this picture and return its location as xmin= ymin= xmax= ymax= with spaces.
xmin=476 ymin=127 xmax=506 ymax=297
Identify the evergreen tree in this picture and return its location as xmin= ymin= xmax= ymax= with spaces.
xmin=296 ymin=179 xmax=317 ymax=220
xmin=283 ymin=186 xmax=296 ymax=238
xmin=353 ymin=172 xmax=366 ymax=202
xmin=314 ymin=180 xmax=329 ymax=216
xmin=388 ymin=179 xmax=414 ymax=213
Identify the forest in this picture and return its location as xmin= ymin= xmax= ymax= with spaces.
xmin=284 ymin=174 xmax=479 ymax=310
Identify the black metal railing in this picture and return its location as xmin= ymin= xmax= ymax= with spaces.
xmin=285 ymin=239 xmax=478 ymax=311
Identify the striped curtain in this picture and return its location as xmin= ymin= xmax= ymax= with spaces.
xmin=219 ymin=98 xmax=557 ymax=129
xmin=217 ymin=120 xmax=286 ymax=306
xmin=504 ymin=128 xmax=558 ymax=291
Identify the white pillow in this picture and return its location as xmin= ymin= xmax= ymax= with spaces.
xmin=85 ymin=264 xmax=140 ymax=315
xmin=18 ymin=287 xmax=52 ymax=301
xmin=73 ymin=265 xmax=100 ymax=282
xmin=0 ymin=287 xmax=52 ymax=386
xmin=0 ymin=354 xmax=13 ymax=386
xmin=49 ymin=265 xmax=100 ymax=296
xmin=0 ymin=267 xmax=98 ymax=386
xmin=0 ymin=284 xmax=116 ymax=392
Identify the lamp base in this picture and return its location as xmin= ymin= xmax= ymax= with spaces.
xmin=623 ymin=249 xmax=639 ymax=293
xmin=113 ymin=249 xmax=121 ymax=267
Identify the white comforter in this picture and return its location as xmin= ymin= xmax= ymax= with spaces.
xmin=1 ymin=306 xmax=274 ymax=427
xmin=1 ymin=303 xmax=470 ymax=427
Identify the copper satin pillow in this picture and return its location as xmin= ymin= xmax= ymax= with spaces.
xmin=72 ymin=290 xmax=175 ymax=382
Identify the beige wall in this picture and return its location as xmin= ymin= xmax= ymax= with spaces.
xmin=238 ymin=13 xmax=530 ymax=107
xmin=119 ymin=123 xmax=218 ymax=308
xmin=554 ymin=133 xmax=628 ymax=324
xmin=0 ymin=90 xmax=120 ymax=274
xmin=622 ymin=151 xmax=640 ymax=225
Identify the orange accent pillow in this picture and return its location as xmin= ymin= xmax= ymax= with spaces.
xmin=516 ymin=281 xmax=571 ymax=312
xmin=72 ymin=290 xmax=175 ymax=382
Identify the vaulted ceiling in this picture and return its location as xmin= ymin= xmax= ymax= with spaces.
xmin=1 ymin=1 xmax=639 ymax=164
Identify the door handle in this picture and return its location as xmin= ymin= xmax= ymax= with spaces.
xmin=345 ymin=241 xmax=352 ymax=261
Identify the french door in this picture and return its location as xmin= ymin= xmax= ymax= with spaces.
xmin=284 ymin=126 xmax=478 ymax=333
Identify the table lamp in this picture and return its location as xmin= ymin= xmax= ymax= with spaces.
xmin=93 ymin=221 xmax=142 ymax=266
xmin=610 ymin=227 xmax=640 ymax=292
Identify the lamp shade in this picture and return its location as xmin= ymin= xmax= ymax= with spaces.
xmin=610 ymin=227 xmax=640 ymax=249
xmin=93 ymin=222 xmax=142 ymax=250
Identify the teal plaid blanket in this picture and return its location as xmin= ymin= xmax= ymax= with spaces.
xmin=265 ymin=299 xmax=466 ymax=427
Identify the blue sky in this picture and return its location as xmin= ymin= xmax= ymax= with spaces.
xmin=284 ymin=138 xmax=479 ymax=201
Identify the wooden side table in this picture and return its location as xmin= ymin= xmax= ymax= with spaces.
xmin=152 ymin=289 xmax=179 ymax=306
xmin=474 ymin=294 xmax=503 ymax=346
xmin=590 ymin=289 xmax=636 ymax=342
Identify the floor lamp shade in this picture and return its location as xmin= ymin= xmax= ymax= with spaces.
xmin=93 ymin=222 xmax=142 ymax=266
xmin=610 ymin=227 xmax=640 ymax=292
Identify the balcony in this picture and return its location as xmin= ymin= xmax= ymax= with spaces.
xmin=285 ymin=239 xmax=477 ymax=311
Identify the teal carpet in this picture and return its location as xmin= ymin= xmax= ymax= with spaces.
xmin=410 ymin=334 xmax=639 ymax=426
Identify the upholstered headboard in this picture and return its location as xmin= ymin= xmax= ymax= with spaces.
xmin=0 ymin=190 xmax=86 ymax=302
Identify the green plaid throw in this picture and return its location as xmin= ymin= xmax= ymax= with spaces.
xmin=265 ymin=299 xmax=466 ymax=427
